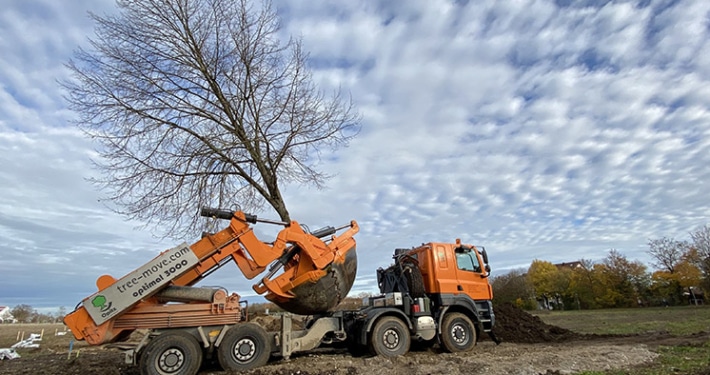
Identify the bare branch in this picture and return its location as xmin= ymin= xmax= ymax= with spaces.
xmin=647 ymin=237 xmax=688 ymax=273
xmin=63 ymin=0 xmax=360 ymax=237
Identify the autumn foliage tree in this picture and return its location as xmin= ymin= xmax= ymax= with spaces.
xmin=502 ymin=251 xmax=650 ymax=310
xmin=647 ymin=237 xmax=701 ymax=304
xmin=490 ymin=228 xmax=710 ymax=310
xmin=527 ymin=260 xmax=560 ymax=297
xmin=598 ymin=249 xmax=649 ymax=307
xmin=568 ymin=259 xmax=601 ymax=309
xmin=63 ymin=0 xmax=359 ymax=236
xmin=526 ymin=260 xmax=574 ymax=309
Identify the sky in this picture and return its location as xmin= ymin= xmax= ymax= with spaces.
xmin=1 ymin=0 xmax=710 ymax=313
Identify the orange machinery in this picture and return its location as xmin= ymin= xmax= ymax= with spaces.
xmin=64 ymin=207 xmax=359 ymax=345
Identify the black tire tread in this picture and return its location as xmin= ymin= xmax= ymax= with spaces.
xmin=368 ymin=316 xmax=411 ymax=357
xmin=440 ymin=312 xmax=476 ymax=353
xmin=139 ymin=332 xmax=202 ymax=375
xmin=217 ymin=323 xmax=271 ymax=371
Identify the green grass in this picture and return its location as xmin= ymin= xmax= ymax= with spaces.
xmin=534 ymin=306 xmax=710 ymax=375
xmin=532 ymin=305 xmax=710 ymax=336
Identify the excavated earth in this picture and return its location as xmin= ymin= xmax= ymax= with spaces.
xmin=2 ymin=303 xmax=710 ymax=375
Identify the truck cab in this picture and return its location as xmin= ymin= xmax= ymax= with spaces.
xmin=409 ymin=241 xmax=493 ymax=301
xmin=359 ymin=239 xmax=496 ymax=357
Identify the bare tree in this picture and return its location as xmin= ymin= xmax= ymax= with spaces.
xmin=647 ymin=237 xmax=688 ymax=273
xmin=490 ymin=268 xmax=533 ymax=305
xmin=63 ymin=0 xmax=359 ymax=236
xmin=11 ymin=304 xmax=33 ymax=323
xmin=689 ymin=225 xmax=710 ymax=289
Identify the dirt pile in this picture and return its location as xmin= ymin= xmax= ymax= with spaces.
xmin=491 ymin=303 xmax=580 ymax=343
xmin=250 ymin=315 xmax=305 ymax=331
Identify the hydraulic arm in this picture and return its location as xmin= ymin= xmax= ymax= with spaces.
xmin=64 ymin=208 xmax=359 ymax=345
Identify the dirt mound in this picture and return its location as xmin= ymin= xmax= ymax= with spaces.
xmin=250 ymin=315 xmax=305 ymax=332
xmin=491 ymin=303 xmax=580 ymax=343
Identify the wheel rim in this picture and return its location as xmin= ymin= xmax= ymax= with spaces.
xmin=382 ymin=328 xmax=400 ymax=350
xmin=157 ymin=348 xmax=184 ymax=373
xmin=233 ymin=337 xmax=257 ymax=363
xmin=450 ymin=322 xmax=469 ymax=346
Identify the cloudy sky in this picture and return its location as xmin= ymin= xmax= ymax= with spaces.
xmin=1 ymin=0 xmax=709 ymax=312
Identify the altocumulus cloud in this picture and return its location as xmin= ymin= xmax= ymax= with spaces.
xmin=1 ymin=0 xmax=709 ymax=309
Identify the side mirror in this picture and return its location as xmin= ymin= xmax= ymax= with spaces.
xmin=480 ymin=247 xmax=489 ymax=264
xmin=480 ymin=264 xmax=492 ymax=278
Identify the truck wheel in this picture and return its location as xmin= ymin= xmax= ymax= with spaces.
xmin=440 ymin=312 xmax=476 ymax=353
xmin=139 ymin=332 xmax=202 ymax=375
xmin=369 ymin=316 xmax=410 ymax=357
xmin=218 ymin=323 xmax=270 ymax=371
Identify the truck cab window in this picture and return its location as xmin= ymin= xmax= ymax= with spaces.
xmin=455 ymin=250 xmax=481 ymax=273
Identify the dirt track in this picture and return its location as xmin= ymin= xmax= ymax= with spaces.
xmin=2 ymin=304 xmax=710 ymax=375
xmin=4 ymin=333 xmax=708 ymax=375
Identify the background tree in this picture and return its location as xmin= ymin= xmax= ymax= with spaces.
xmin=647 ymin=236 xmax=700 ymax=304
xmin=689 ymin=225 xmax=710 ymax=291
xmin=527 ymin=260 xmax=559 ymax=297
xmin=11 ymin=304 xmax=33 ymax=323
xmin=64 ymin=0 xmax=359 ymax=236
xmin=527 ymin=259 xmax=574 ymax=309
xmin=490 ymin=268 xmax=534 ymax=308
xmin=647 ymin=237 xmax=688 ymax=274
xmin=651 ymin=261 xmax=702 ymax=305
xmin=598 ymin=249 xmax=649 ymax=307
xmin=56 ymin=306 xmax=68 ymax=322
xmin=568 ymin=258 xmax=599 ymax=309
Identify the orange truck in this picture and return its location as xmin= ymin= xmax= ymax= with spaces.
xmin=64 ymin=207 xmax=496 ymax=375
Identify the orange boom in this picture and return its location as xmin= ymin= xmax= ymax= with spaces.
xmin=64 ymin=208 xmax=358 ymax=345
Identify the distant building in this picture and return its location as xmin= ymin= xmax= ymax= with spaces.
xmin=0 ymin=306 xmax=17 ymax=324
xmin=554 ymin=261 xmax=583 ymax=269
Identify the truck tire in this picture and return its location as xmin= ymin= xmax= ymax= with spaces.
xmin=440 ymin=312 xmax=476 ymax=353
xmin=403 ymin=262 xmax=426 ymax=298
xmin=139 ymin=332 xmax=202 ymax=375
xmin=369 ymin=316 xmax=411 ymax=357
xmin=217 ymin=323 xmax=271 ymax=371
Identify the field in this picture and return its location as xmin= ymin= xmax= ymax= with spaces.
xmin=0 ymin=305 xmax=709 ymax=375
xmin=533 ymin=305 xmax=710 ymax=336
xmin=533 ymin=306 xmax=710 ymax=375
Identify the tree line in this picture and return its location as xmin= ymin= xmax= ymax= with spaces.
xmin=2 ymin=305 xmax=67 ymax=324
xmin=492 ymin=225 xmax=710 ymax=310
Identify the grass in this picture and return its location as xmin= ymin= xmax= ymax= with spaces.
xmin=534 ymin=306 xmax=710 ymax=374
xmin=532 ymin=305 xmax=710 ymax=336
xmin=0 ymin=323 xmax=89 ymax=359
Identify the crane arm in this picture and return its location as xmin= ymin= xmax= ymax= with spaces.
xmin=64 ymin=208 xmax=358 ymax=345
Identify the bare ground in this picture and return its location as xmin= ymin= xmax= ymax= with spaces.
xmin=2 ymin=304 xmax=709 ymax=375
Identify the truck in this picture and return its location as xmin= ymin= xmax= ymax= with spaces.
xmin=64 ymin=207 xmax=496 ymax=375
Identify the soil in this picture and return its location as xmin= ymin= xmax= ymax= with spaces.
xmin=2 ymin=304 xmax=709 ymax=375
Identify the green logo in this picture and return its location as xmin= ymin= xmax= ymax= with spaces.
xmin=92 ymin=295 xmax=108 ymax=310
